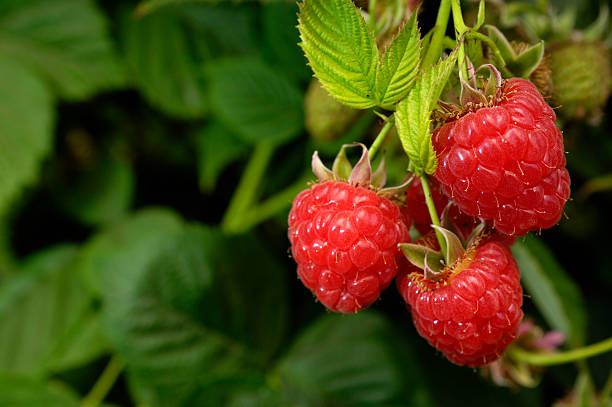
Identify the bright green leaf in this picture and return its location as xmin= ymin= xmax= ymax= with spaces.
xmin=0 ymin=0 xmax=124 ymax=100
xmin=0 ymin=245 xmax=105 ymax=375
xmin=512 ymin=235 xmax=587 ymax=347
xmin=122 ymin=6 xmax=209 ymax=118
xmin=0 ymin=58 xmax=54 ymax=215
xmin=0 ymin=374 xmax=79 ymax=406
xmin=375 ymin=14 xmax=421 ymax=108
xmin=276 ymin=312 xmax=431 ymax=407
xmin=195 ymin=122 xmax=249 ymax=192
xmin=298 ymin=0 xmax=378 ymax=109
xmin=207 ymin=59 xmax=303 ymax=144
xmin=396 ymin=50 xmax=458 ymax=175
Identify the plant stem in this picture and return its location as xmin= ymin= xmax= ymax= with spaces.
xmin=509 ymin=337 xmax=612 ymax=366
xmin=221 ymin=141 xmax=276 ymax=234
xmin=420 ymin=175 xmax=447 ymax=261
xmin=450 ymin=0 xmax=468 ymax=80
xmin=600 ymin=369 xmax=612 ymax=406
xmin=81 ymin=356 xmax=125 ymax=407
xmin=369 ymin=115 xmax=395 ymax=161
xmin=237 ymin=172 xmax=312 ymax=232
xmin=422 ymin=0 xmax=451 ymax=69
xmin=464 ymin=31 xmax=513 ymax=77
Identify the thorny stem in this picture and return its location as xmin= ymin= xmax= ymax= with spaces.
xmin=422 ymin=0 xmax=451 ymax=68
xmin=368 ymin=114 xmax=395 ymax=161
xmin=509 ymin=336 xmax=612 ymax=366
xmin=81 ymin=356 xmax=125 ymax=407
xmin=420 ymin=175 xmax=448 ymax=263
xmin=221 ymin=141 xmax=276 ymax=234
xmin=450 ymin=0 xmax=469 ymax=81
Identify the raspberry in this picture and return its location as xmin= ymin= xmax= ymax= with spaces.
xmin=288 ymin=180 xmax=410 ymax=313
xmin=433 ymin=78 xmax=570 ymax=236
xmin=397 ymin=240 xmax=523 ymax=366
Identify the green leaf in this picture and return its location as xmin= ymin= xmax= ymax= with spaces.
xmin=276 ymin=312 xmax=430 ymax=407
xmin=0 ymin=0 xmax=124 ymax=100
xmin=207 ymin=59 xmax=303 ymax=144
xmin=0 ymin=374 xmax=79 ymax=406
xmin=0 ymin=245 xmax=106 ymax=375
xmin=298 ymin=0 xmax=378 ymax=109
xmin=78 ymin=211 xmax=288 ymax=406
xmin=262 ymin=2 xmax=311 ymax=81
xmin=0 ymin=58 xmax=54 ymax=214
xmin=375 ymin=14 xmax=421 ymax=108
xmin=52 ymin=157 xmax=134 ymax=226
xmin=122 ymin=6 xmax=209 ymax=118
xmin=195 ymin=122 xmax=249 ymax=192
xmin=396 ymin=50 xmax=458 ymax=175
xmin=512 ymin=235 xmax=587 ymax=347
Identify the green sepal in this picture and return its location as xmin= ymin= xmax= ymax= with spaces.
xmin=485 ymin=25 xmax=517 ymax=62
xmin=473 ymin=0 xmax=486 ymax=31
xmin=583 ymin=4 xmax=609 ymax=42
xmin=371 ymin=155 xmax=387 ymax=189
xmin=431 ymin=225 xmax=465 ymax=266
xmin=312 ymin=151 xmax=336 ymax=181
xmin=332 ymin=145 xmax=353 ymax=180
xmin=507 ymin=41 xmax=544 ymax=78
xmin=347 ymin=143 xmax=372 ymax=186
xmin=399 ymin=243 xmax=444 ymax=274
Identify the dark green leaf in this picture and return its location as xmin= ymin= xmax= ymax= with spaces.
xmin=122 ymin=6 xmax=209 ymax=118
xmin=262 ymin=2 xmax=311 ymax=81
xmin=207 ymin=59 xmax=303 ymax=144
xmin=53 ymin=157 xmax=134 ymax=226
xmin=0 ymin=245 xmax=106 ymax=375
xmin=195 ymin=122 xmax=249 ymax=192
xmin=0 ymin=374 xmax=79 ymax=406
xmin=298 ymin=0 xmax=378 ymax=109
xmin=78 ymin=211 xmax=288 ymax=406
xmin=512 ymin=235 xmax=587 ymax=347
xmin=0 ymin=58 xmax=54 ymax=214
xmin=0 ymin=0 xmax=124 ymax=100
xmin=276 ymin=312 xmax=430 ymax=407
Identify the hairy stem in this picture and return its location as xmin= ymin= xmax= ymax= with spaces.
xmin=81 ymin=356 xmax=125 ymax=407
xmin=450 ymin=0 xmax=468 ymax=80
xmin=221 ymin=141 xmax=276 ymax=234
xmin=422 ymin=0 xmax=451 ymax=68
xmin=420 ymin=175 xmax=447 ymax=262
xmin=369 ymin=115 xmax=395 ymax=161
xmin=509 ymin=337 xmax=612 ymax=366
xmin=465 ymin=31 xmax=513 ymax=77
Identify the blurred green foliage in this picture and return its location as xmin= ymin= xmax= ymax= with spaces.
xmin=0 ymin=0 xmax=610 ymax=406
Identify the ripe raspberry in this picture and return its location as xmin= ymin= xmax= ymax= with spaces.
xmin=433 ymin=78 xmax=570 ymax=236
xmin=397 ymin=240 xmax=523 ymax=366
xmin=288 ymin=180 xmax=410 ymax=313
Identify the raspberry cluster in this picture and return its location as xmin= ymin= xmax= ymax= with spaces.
xmin=288 ymin=77 xmax=570 ymax=368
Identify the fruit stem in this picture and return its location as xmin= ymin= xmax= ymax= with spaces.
xmin=464 ymin=31 xmax=513 ymax=77
xmin=422 ymin=0 xmax=451 ymax=69
xmin=508 ymin=336 xmax=612 ymax=366
xmin=369 ymin=114 xmax=395 ymax=161
xmin=450 ymin=0 xmax=469 ymax=81
xmin=221 ymin=141 xmax=276 ymax=234
xmin=81 ymin=356 xmax=125 ymax=407
xmin=420 ymin=175 xmax=448 ymax=263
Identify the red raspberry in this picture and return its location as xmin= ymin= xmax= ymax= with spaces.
xmin=433 ymin=78 xmax=570 ymax=236
xmin=397 ymin=240 xmax=523 ymax=366
xmin=288 ymin=180 xmax=410 ymax=313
